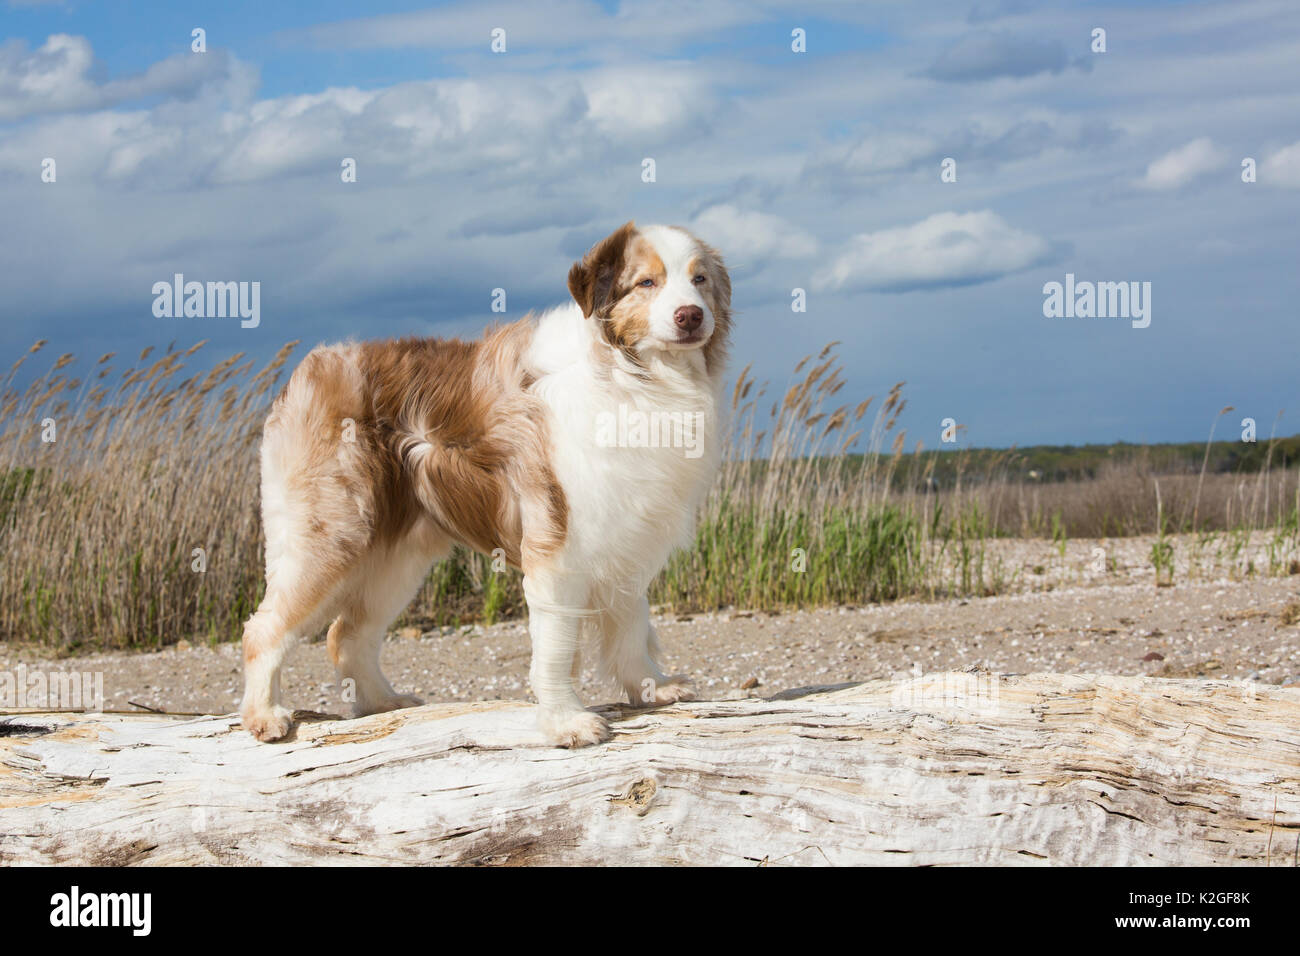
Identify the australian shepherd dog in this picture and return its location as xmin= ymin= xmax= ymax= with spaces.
xmin=239 ymin=222 xmax=730 ymax=747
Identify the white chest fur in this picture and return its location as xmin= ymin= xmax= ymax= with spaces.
xmin=526 ymin=304 xmax=723 ymax=589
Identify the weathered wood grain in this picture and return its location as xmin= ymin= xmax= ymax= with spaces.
xmin=2 ymin=673 xmax=1297 ymax=865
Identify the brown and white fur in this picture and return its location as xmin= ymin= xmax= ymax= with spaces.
xmin=239 ymin=222 xmax=730 ymax=747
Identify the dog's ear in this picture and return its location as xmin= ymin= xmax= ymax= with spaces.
xmin=568 ymin=221 xmax=636 ymax=318
xmin=698 ymin=240 xmax=731 ymax=318
xmin=697 ymin=239 xmax=732 ymax=374
xmin=696 ymin=239 xmax=732 ymax=330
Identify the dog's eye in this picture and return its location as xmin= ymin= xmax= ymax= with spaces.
xmin=692 ymin=275 xmax=706 ymax=284
xmin=638 ymin=278 xmax=655 ymax=288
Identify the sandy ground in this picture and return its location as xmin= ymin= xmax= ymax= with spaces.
xmin=2 ymin=534 xmax=1298 ymax=715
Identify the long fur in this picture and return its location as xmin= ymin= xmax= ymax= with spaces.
xmin=239 ymin=221 xmax=731 ymax=747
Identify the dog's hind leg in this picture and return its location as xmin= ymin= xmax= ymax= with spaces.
xmin=240 ymin=547 xmax=353 ymax=743
xmin=241 ymin=410 xmax=371 ymax=740
xmin=327 ymin=519 xmax=449 ymax=718
xmin=241 ymin=342 xmax=399 ymax=741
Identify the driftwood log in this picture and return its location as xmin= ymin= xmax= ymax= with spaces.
xmin=1 ymin=672 xmax=1297 ymax=865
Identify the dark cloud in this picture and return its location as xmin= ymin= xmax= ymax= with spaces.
xmin=458 ymin=200 xmax=598 ymax=239
xmin=922 ymin=30 xmax=1089 ymax=82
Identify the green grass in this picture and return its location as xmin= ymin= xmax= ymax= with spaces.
xmin=653 ymin=501 xmax=926 ymax=610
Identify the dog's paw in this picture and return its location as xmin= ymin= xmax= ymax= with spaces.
xmin=629 ymin=674 xmax=696 ymax=706
xmin=538 ymin=709 xmax=610 ymax=749
xmin=653 ymin=676 xmax=697 ymax=705
xmin=241 ymin=704 xmax=294 ymax=742
xmin=353 ymin=693 xmax=424 ymax=718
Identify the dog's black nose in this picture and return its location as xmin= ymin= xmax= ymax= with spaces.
xmin=674 ymin=305 xmax=703 ymax=333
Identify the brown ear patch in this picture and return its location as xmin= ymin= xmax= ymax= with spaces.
xmin=568 ymin=221 xmax=636 ymax=318
xmin=600 ymin=234 xmax=663 ymax=351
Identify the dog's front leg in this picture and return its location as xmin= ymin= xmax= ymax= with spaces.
xmin=604 ymin=594 xmax=697 ymax=707
xmin=524 ymin=572 xmax=610 ymax=748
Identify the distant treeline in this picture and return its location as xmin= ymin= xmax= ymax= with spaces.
xmin=871 ymin=435 xmax=1300 ymax=488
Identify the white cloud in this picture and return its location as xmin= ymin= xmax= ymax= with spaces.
xmin=689 ymin=205 xmax=817 ymax=265
xmin=1138 ymin=137 xmax=1226 ymax=190
xmin=0 ymin=34 xmax=96 ymax=118
xmin=1260 ymin=139 xmax=1300 ymax=187
xmin=0 ymin=34 xmax=255 ymax=121
xmin=826 ymin=131 xmax=940 ymax=176
xmin=579 ymin=64 xmax=715 ymax=138
xmin=813 ymin=210 xmax=1051 ymax=293
xmin=0 ymin=60 xmax=714 ymax=189
xmin=803 ymin=115 xmax=1125 ymax=189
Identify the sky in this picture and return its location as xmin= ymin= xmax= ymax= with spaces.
xmin=1 ymin=0 xmax=1298 ymax=449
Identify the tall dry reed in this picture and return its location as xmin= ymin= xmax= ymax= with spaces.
xmin=2 ymin=339 xmax=1296 ymax=650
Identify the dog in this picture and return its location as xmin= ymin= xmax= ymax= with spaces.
xmin=239 ymin=221 xmax=731 ymax=747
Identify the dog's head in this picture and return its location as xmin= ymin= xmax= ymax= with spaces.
xmin=568 ymin=221 xmax=731 ymax=369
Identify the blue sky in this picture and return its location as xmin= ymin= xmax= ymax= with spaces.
xmin=2 ymin=0 xmax=1298 ymax=448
